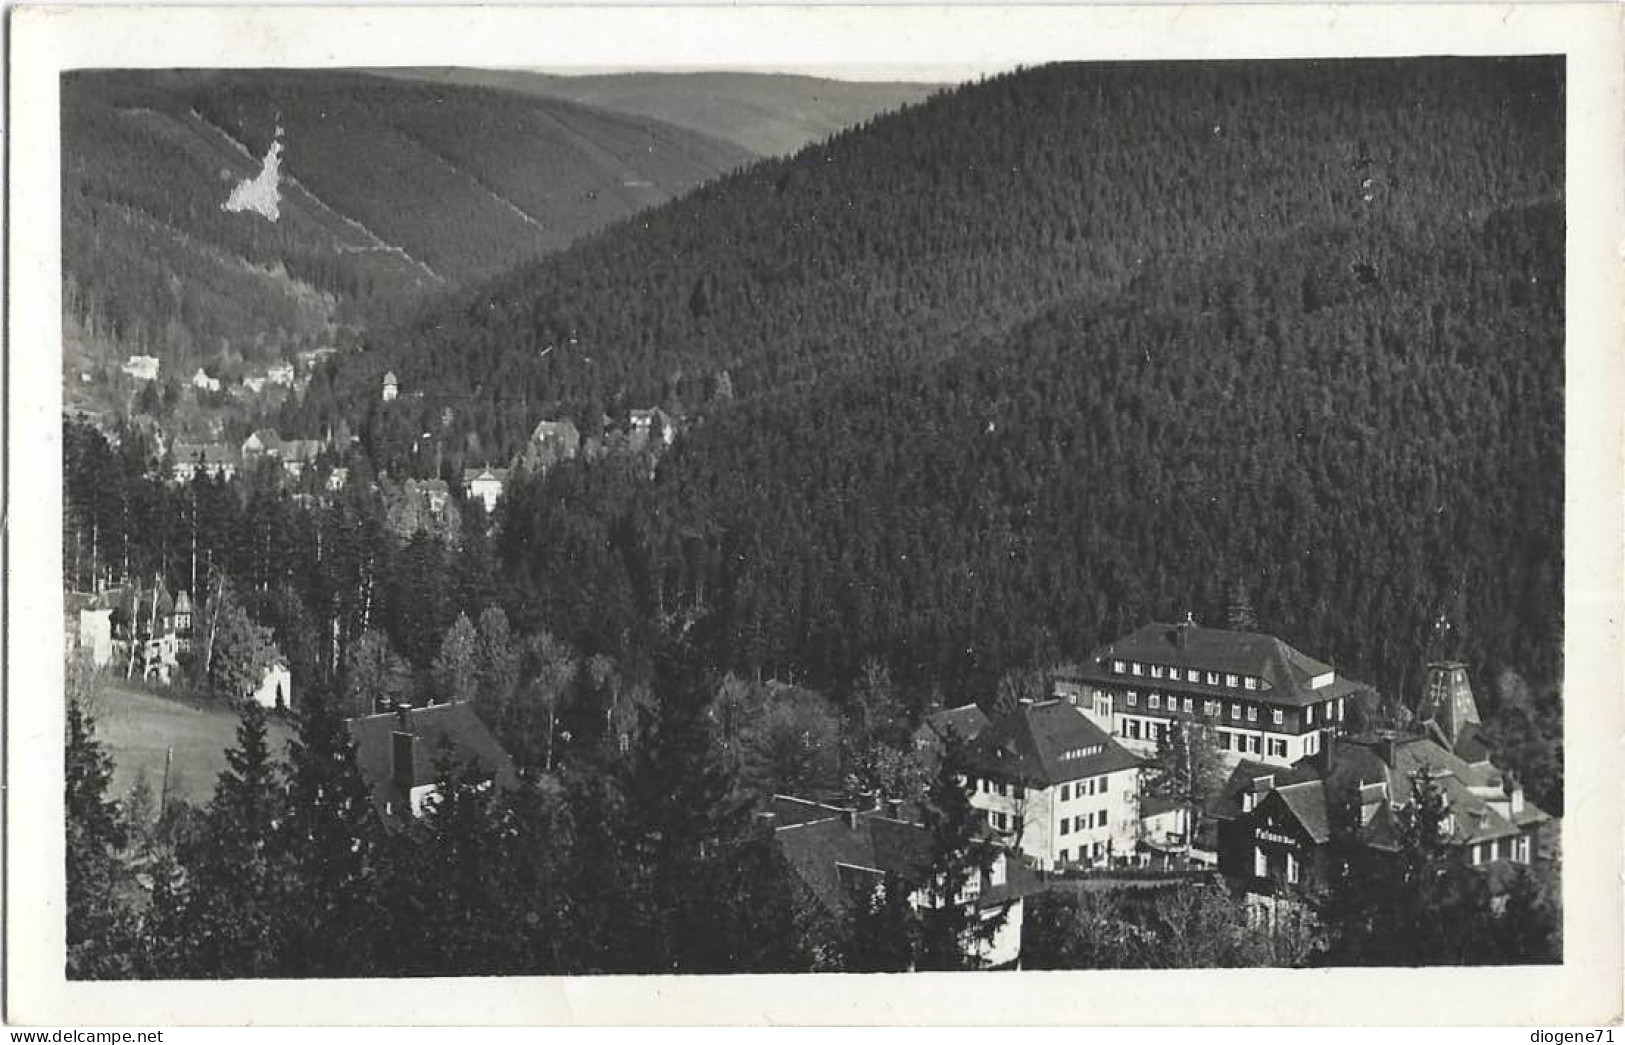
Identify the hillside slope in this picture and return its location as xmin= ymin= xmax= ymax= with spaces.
xmin=297 ymin=60 xmax=1563 ymax=733
xmin=304 ymin=59 xmax=1561 ymax=470
xmin=375 ymin=69 xmax=943 ymax=157
xmin=61 ymin=69 xmax=753 ymax=389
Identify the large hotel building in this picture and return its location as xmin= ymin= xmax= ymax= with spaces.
xmin=1054 ymin=615 xmax=1374 ymax=767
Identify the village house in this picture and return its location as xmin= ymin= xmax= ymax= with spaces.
xmin=249 ymin=661 xmax=293 ymax=711
xmin=913 ymin=703 xmax=990 ymax=773
xmin=96 ymin=579 xmax=190 ymax=683
xmin=418 ymin=478 xmax=451 ymax=516
xmin=170 ymin=442 xmax=237 ymax=483
xmin=327 ymin=467 xmax=350 ymax=493
xmin=347 ymin=703 xmax=518 ymax=825
xmin=628 ymin=407 xmax=677 ymax=451
xmin=241 ymin=429 xmax=324 ymax=478
xmin=462 ymin=465 xmax=510 ymax=513
xmin=122 ymin=355 xmax=161 ymax=382
xmin=242 ymin=375 xmax=267 ymax=394
xmin=382 ymin=371 xmax=399 ymax=402
xmin=769 ymin=794 xmax=1029 ymax=968
xmin=190 ymin=368 xmax=221 ymax=393
xmin=266 ymin=361 xmax=295 ymax=387
xmin=1219 ymin=713 xmax=1552 ymax=905
xmin=960 ymin=699 xmax=1144 ymax=871
xmin=67 ymin=591 xmax=113 ymax=668
xmin=528 ymin=419 xmax=582 ymax=464
xmin=1055 ymin=615 xmax=1373 ymax=767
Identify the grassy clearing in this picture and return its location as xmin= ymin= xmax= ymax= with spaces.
xmin=90 ymin=678 xmax=295 ymax=809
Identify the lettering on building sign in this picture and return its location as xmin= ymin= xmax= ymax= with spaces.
xmin=1256 ymin=828 xmax=1297 ymax=846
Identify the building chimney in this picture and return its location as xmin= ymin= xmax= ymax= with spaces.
xmin=390 ymin=730 xmax=416 ymax=790
xmin=1505 ymin=771 xmax=1525 ymax=815
xmin=1315 ymin=731 xmax=1334 ymax=776
xmin=884 ymin=797 xmax=904 ymax=819
xmin=1175 ymin=611 xmax=1195 ymax=648
xmin=1374 ymin=729 xmax=1398 ymax=767
xmin=844 ymin=808 xmax=861 ymax=830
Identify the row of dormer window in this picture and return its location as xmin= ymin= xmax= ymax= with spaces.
xmin=1111 ymin=659 xmax=1260 ymax=690
xmin=1116 ymin=691 xmax=1347 ymax=728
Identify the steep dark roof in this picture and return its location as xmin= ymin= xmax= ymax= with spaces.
xmin=773 ymin=806 xmax=936 ymax=913
xmin=1206 ymin=759 xmax=1283 ymax=820
xmin=172 ymin=442 xmax=236 ymax=466
xmin=1272 ymin=781 xmax=1332 ymax=843
xmin=960 ymin=699 xmax=1142 ymax=788
xmin=347 ymin=702 xmax=517 ymax=822
xmin=1276 ymin=732 xmax=1545 ymax=847
xmin=1062 ymin=620 xmax=1371 ymax=708
xmin=919 ymin=703 xmax=991 ymax=745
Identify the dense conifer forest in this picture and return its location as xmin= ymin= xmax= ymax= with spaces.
xmin=292 ymin=58 xmax=1563 ymax=726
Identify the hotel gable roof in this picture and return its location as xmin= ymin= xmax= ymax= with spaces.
xmin=1061 ymin=618 xmax=1373 ymax=708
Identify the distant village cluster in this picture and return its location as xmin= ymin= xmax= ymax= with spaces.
xmin=135 ymin=366 xmax=682 ymax=518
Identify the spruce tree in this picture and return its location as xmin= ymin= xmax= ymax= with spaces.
xmin=915 ymin=733 xmax=1005 ymax=970
xmin=65 ymin=697 xmax=137 ymax=978
xmin=276 ymin=690 xmax=384 ymax=977
xmin=151 ymin=700 xmax=288 ymax=977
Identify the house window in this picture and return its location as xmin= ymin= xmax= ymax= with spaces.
xmin=1131 ymin=662 xmax=1144 ymax=676
xmin=1226 ymin=673 xmax=1239 ymax=688
xmin=1246 ymin=705 xmax=1258 ymax=722
xmin=1093 ymin=841 xmax=1105 ymax=860
xmin=1206 ymin=672 xmax=1220 ymax=685
xmin=998 ymin=782 xmax=1008 ymax=797
xmin=1125 ymin=719 xmax=1140 ymax=740
xmin=1286 ymin=852 xmax=1300 ymax=884
xmin=1245 ymin=676 xmax=1259 ymax=690
xmin=1148 ymin=694 xmax=1160 ymax=710
xmin=1060 ymin=818 xmax=1071 ymax=835
xmin=1253 ymin=847 xmax=1267 ymax=877
xmin=1126 ymin=691 xmax=1138 ymax=707
xmin=1113 ymin=660 xmax=1126 ymax=674
xmin=994 ymin=812 xmax=1008 ymax=831
xmin=1305 ymin=704 xmax=1315 ymax=725
xmin=1099 ymin=810 xmax=1109 ymax=829
xmin=1230 ymin=703 xmax=1241 ymax=720
xmin=1013 ymin=784 xmax=1025 ymax=801
xmin=1516 ymin=836 xmax=1530 ymax=863
xmin=1086 ymin=778 xmax=1096 ymax=796
xmin=1098 ymin=776 xmax=1109 ymax=794
xmin=1219 ymin=731 xmax=1232 ymax=751
xmin=1061 ymin=784 xmax=1071 ymax=802
xmin=1151 ymin=665 xmax=1164 ymax=679
xmin=1272 ymin=709 xmax=1284 ymax=726
xmin=1058 ymin=849 xmax=1069 ymax=863
xmin=1336 ymin=697 xmax=1345 ymax=719
xmin=1268 ymin=738 xmax=1288 ymax=759
xmin=1074 ymin=816 xmax=1086 ymax=832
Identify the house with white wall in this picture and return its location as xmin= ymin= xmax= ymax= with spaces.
xmin=961 ymin=699 xmax=1144 ymax=871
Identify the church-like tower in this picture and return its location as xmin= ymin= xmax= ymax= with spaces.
xmin=1417 ymin=660 xmax=1482 ymax=751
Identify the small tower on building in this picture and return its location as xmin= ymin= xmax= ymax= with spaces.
xmin=382 ymin=371 xmax=399 ymax=402
xmin=1417 ymin=661 xmax=1482 ymax=752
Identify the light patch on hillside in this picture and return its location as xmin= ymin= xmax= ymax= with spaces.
xmin=223 ymin=125 xmax=284 ymax=221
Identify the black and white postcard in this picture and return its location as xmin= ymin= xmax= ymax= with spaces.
xmin=7 ymin=2 xmax=1622 ymax=1028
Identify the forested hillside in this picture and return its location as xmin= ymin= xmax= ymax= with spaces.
xmin=377 ymin=69 xmax=942 ymax=157
xmin=293 ymin=59 xmax=1562 ymax=468
xmin=61 ymin=69 xmax=751 ymax=386
xmin=297 ymin=59 xmax=1563 ymax=717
